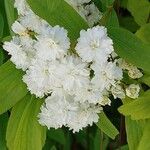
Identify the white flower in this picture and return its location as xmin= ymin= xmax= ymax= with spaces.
xmin=65 ymin=0 xmax=101 ymax=27
xmin=39 ymin=92 xmax=102 ymax=132
xmin=19 ymin=13 xmax=52 ymax=35
xmin=118 ymin=59 xmax=143 ymax=79
xmin=118 ymin=59 xmax=132 ymax=70
xmin=84 ymin=3 xmax=102 ymax=27
xmin=91 ymin=62 xmax=123 ymax=91
xmin=75 ymin=26 xmax=114 ymax=63
xmin=111 ymin=84 xmax=125 ymax=99
xmin=67 ymin=103 xmax=102 ymax=132
xmin=65 ymin=0 xmax=91 ymax=7
xmin=99 ymin=96 xmax=111 ymax=106
xmin=128 ymin=67 xmax=143 ymax=79
xmin=34 ymin=25 xmax=70 ymax=61
xmin=12 ymin=21 xmax=27 ymax=35
xmin=3 ymin=36 xmax=36 ymax=70
xmin=126 ymin=84 xmax=140 ymax=99
xmin=74 ymin=86 xmax=103 ymax=104
xmin=14 ymin=0 xmax=31 ymax=15
xmin=59 ymin=56 xmax=90 ymax=93
xmin=38 ymin=93 xmax=69 ymax=129
xmin=23 ymin=59 xmax=62 ymax=98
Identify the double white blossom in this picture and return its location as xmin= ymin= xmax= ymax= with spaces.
xmin=3 ymin=35 xmax=35 ymax=71
xmin=75 ymin=26 xmax=113 ymax=63
xmin=39 ymin=92 xmax=102 ymax=132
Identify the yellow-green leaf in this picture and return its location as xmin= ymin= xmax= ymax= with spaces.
xmin=138 ymin=120 xmax=150 ymax=150
xmin=136 ymin=23 xmax=150 ymax=44
xmin=6 ymin=94 xmax=46 ymax=150
xmin=127 ymin=0 xmax=150 ymax=26
xmin=96 ymin=112 xmax=119 ymax=139
xmin=0 ymin=61 xmax=27 ymax=115
xmin=108 ymin=27 xmax=150 ymax=73
xmin=119 ymin=91 xmax=150 ymax=120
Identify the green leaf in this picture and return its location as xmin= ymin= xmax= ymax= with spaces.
xmin=106 ymin=9 xmax=119 ymax=27
xmin=0 ymin=113 xmax=8 ymax=150
xmin=125 ymin=117 xmax=144 ymax=150
xmin=0 ymin=13 xmax=4 ymax=38
xmin=0 ymin=61 xmax=27 ymax=115
xmin=136 ymin=23 xmax=150 ymax=44
xmin=47 ymin=128 xmax=66 ymax=145
xmin=119 ymin=91 xmax=150 ymax=120
xmin=116 ymin=145 xmax=129 ymax=150
xmin=6 ymin=94 xmax=46 ymax=150
xmin=119 ymin=16 xmax=139 ymax=33
xmin=96 ymin=112 xmax=119 ymax=139
xmin=127 ymin=0 xmax=150 ymax=26
xmin=4 ymin=0 xmax=17 ymax=36
xmin=0 ymin=0 xmax=10 ymax=37
xmin=27 ymin=0 xmax=88 ymax=41
xmin=0 ymin=49 xmax=4 ymax=66
xmin=119 ymin=0 xmax=128 ymax=9
xmin=140 ymin=73 xmax=150 ymax=86
xmin=138 ymin=120 xmax=150 ymax=150
xmin=100 ymin=0 xmax=115 ymax=11
xmin=100 ymin=8 xmax=119 ymax=27
xmin=108 ymin=27 xmax=150 ymax=73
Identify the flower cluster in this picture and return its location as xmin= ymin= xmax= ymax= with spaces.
xmin=3 ymin=0 xmax=142 ymax=132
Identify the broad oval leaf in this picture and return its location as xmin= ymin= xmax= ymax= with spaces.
xmin=127 ymin=0 xmax=150 ymax=26
xmin=47 ymin=129 xmax=66 ymax=145
xmin=96 ymin=112 xmax=119 ymax=139
xmin=4 ymin=0 xmax=17 ymax=36
xmin=27 ymin=0 xmax=88 ymax=41
xmin=118 ymin=91 xmax=150 ymax=120
xmin=136 ymin=23 xmax=150 ymax=44
xmin=125 ymin=117 xmax=144 ymax=150
xmin=6 ymin=94 xmax=46 ymax=150
xmin=0 ymin=113 xmax=8 ymax=150
xmin=0 ymin=13 xmax=4 ymax=38
xmin=138 ymin=120 xmax=150 ymax=150
xmin=108 ymin=27 xmax=150 ymax=73
xmin=0 ymin=61 xmax=27 ymax=115
xmin=100 ymin=9 xmax=119 ymax=27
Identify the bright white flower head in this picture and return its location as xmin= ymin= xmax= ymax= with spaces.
xmin=19 ymin=13 xmax=52 ymax=35
xmin=38 ymin=93 xmax=69 ymax=129
xmin=23 ymin=59 xmax=62 ymax=98
xmin=3 ymin=36 xmax=36 ymax=71
xmin=67 ymin=103 xmax=102 ymax=132
xmin=34 ymin=25 xmax=70 ymax=61
xmin=91 ymin=62 xmax=123 ymax=91
xmin=111 ymin=84 xmax=125 ymax=99
xmin=75 ymin=26 xmax=114 ymax=63
xmin=12 ymin=21 xmax=27 ymax=36
xmin=126 ymin=84 xmax=140 ymax=99
xmin=84 ymin=3 xmax=102 ymax=27
xmin=74 ymin=86 xmax=102 ymax=104
xmin=14 ymin=0 xmax=32 ymax=15
xmin=39 ymin=92 xmax=102 ymax=132
xmin=59 ymin=56 xmax=90 ymax=93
